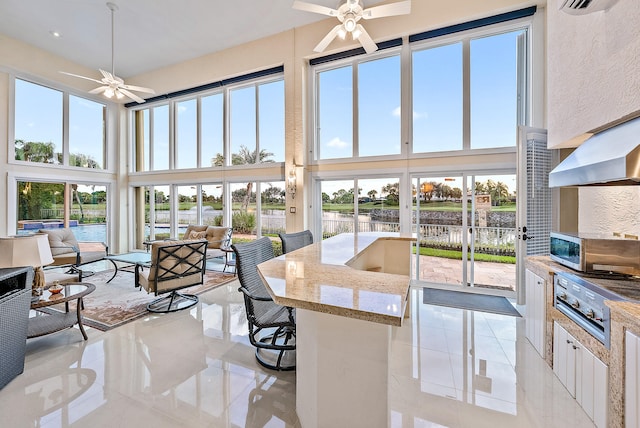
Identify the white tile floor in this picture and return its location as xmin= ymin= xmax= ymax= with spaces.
xmin=0 ymin=284 xmax=595 ymax=427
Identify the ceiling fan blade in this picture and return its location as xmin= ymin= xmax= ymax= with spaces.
xmin=292 ymin=0 xmax=338 ymax=17
xmin=120 ymin=83 xmax=156 ymax=94
xmin=89 ymin=86 xmax=110 ymax=94
xmin=314 ymin=24 xmax=342 ymax=53
xmin=355 ymin=24 xmax=378 ymax=54
xmin=99 ymin=69 xmax=116 ymax=82
xmin=118 ymin=88 xmax=146 ymax=103
xmin=59 ymin=71 xmax=103 ymax=84
xmin=362 ymin=1 xmax=411 ymax=19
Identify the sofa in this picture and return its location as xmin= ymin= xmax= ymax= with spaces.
xmin=38 ymin=228 xmax=108 ymax=269
xmin=182 ymin=225 xmax=232 ymax=259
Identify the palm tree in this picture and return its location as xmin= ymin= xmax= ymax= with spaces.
xmin=494 ymin=181 xmax=510 ymax=206
xmin=232 ymin=145 xmax=274 ymax=212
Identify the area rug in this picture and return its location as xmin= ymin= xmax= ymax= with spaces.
xmin=39 ymin=270 xmax=236 ymax=331
xmin=423 ymin=288 xmax=521 ymax=317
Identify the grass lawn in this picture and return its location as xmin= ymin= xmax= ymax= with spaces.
xmin=417 ymin=246 xmax=516 ymax=264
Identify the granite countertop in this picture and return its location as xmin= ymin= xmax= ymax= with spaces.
xmin=257 ymin=232 xmax=415 ymax=327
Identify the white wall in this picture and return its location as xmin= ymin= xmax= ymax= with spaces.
xmin=578 ymin=187 xmax=640 ymax=237
xmin=546 ymin=1 xmax=640 ymax=148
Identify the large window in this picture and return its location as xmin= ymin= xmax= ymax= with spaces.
xmin=412 ymin=29 xmax=526 ymax=153
xmin=412 ymin=43 xmax=463 ymax=153
xmin=133 ymin=76 xmax=284 ymax=172
xmin=17 ymin=180 xmax=108 ymax=243
xmin=14 ymin=79 xmax=106 ymax=169
xmin=470 ymin=31 xmax=522 ymax=149
xmin=313 ymin=25 xmax=528 ymax=160
xmin=316 ymin=54 xmax=402 ymax=160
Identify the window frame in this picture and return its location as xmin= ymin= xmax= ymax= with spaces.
xmin=310 ymin=46 xmax=404 ymax=164
xmin=10 ymin=75 xmax=111 ymax=171
xmin=309 ymin=16 xmax=533 ymax=165
xmin=128 ymin=73 xmax=285 ymax=173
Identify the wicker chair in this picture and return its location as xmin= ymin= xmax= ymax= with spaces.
xmin=232 ymin=237 xmax=296 ymax=371
xmin=278 ymin=230 xmax=313 ymax=254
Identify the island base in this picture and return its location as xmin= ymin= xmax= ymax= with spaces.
xmin=296 ymin=308 xmax=392 ymax=428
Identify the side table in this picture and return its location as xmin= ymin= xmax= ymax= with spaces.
xmin=29 ymin=283 xmax=96 ymax=341
xmin=220 ymin=247 xmax=236 ymax=275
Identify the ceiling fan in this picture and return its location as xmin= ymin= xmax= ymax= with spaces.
xmin=293 ymin=0 xmax=411 ymax=54
xmin=60 ymin=2 xmax=154 ymax=104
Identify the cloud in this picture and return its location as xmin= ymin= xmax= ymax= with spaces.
xmin=391 ymin=106 xmax=428 ymax=120
xmin=326 ymin=137 xmax=348 ymax=149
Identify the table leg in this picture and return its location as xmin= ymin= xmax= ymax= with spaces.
xmin=77 ymin=297 xmax=88 ymax=340
xmin=106 ymin=258 xmax=119 ymax=283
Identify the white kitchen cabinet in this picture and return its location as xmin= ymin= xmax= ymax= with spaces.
xmin=553 ymin=322 xmax=608 ymax=428
xmin=626 ymin=330 xmax=640 ymax=428
xmin=525 ymin=269 xmax=546 ymax=357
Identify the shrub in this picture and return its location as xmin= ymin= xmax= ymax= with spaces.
xmin=232 ymin=212 xmax=256 ymax=234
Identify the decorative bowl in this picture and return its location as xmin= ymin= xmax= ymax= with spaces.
xmin=48 ymin=285 xmax=64 ymax=294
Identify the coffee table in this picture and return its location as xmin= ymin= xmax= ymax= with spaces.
xmin=29 ymin=282 xmax=96 ymax=340
xmin=104 ymin=252 xmax=152 ymax=283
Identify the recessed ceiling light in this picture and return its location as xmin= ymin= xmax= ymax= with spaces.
xmin=49 ymin=30 xmax=61 ymax=38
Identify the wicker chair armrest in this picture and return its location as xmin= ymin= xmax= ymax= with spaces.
xmin=238 ymin=286 xmax=273 ymax=301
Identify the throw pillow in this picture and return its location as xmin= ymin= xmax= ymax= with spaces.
xmin=189 ymin=231 xmax=207 ymax=240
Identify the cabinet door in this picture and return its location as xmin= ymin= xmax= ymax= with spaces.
xmin=526 ymin=269 xmax=545 ymax=356
xmin=626 ymin=330 xmax=640 ymax=428
xmin=553 ymin=322 xmax=577 ymax=397
xmin=576 ymin=339 xmax=608 ymax=428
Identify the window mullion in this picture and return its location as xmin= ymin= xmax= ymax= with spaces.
xmin=62 ymin=92 xmax=70 ymax=166
xmin=353 ymin=62 xmax=359 ymax=158
xmin=169 ymin=102 xmax=176 ymax=169
xmin=197 ymin=97 xmax=202 ymax=168
xmin=149 ymin=108 xmax=155 ymax=171
xmin=462 ymin=39 xmax=471 ymax=151
xmin=255 ymin=83 xmax=260 ymax=160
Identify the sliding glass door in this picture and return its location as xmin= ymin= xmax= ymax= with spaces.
xmin=413 ymin=173 xmax=516 ymax=294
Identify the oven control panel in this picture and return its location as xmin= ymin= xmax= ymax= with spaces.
xmin=554 ymin=272 xmax=611 ymax=348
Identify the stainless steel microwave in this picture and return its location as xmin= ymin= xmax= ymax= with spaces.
xmin=550 ymin=232 xmax=640 ymax=274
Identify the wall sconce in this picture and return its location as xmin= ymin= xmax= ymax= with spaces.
xmin=287 ymin=169 xmax=297 ymax=199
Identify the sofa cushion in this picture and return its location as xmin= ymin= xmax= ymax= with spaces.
xmin=187 ymin=230 xmax=207 ymax=240
xmin=206 ymin=226 xmax=231 ymax=249
xmin=39 ymin=228 xmax=79 ymax=256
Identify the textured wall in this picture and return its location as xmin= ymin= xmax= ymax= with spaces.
xmin=578 ymin=186 xmax=640 ymax=236
xmin=546 ymin=1 xmax=640 ymax=148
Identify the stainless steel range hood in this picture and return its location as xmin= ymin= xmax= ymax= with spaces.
xmin=549 ymin=116 xmax=640 ymax=187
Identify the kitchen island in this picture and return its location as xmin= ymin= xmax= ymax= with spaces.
xmin=257 ymin=232 xmax=415 ymax=428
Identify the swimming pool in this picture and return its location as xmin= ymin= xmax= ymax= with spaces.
xmin=18 ymin=224 xmax=187 ymax=243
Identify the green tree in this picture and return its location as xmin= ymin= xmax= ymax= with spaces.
xmin=14 ymin=140 xmax=58 ymax=163
xmin=231 ymin=145 xmax=274 ymax=212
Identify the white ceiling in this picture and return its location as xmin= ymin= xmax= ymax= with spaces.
xmin=0 ymin=0 xmax=365 ymax=78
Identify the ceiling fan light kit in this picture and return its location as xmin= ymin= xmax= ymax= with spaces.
xmin=293 ymin=0 xmax=411 ymax=54
xmin=60 ymin=2 xmax=154 ymax=103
